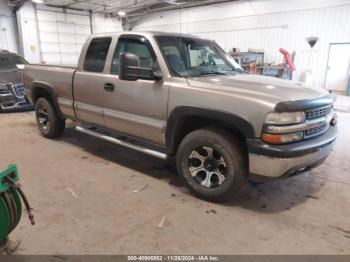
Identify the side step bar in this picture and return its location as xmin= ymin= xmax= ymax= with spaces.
xmin=75 ymin=126 xmax=168 ymax=160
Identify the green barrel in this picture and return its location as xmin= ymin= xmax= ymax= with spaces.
xmin=0 ymin=164 xmax=22 ymax=242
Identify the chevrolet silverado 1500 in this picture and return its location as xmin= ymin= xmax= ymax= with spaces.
xmin=23 ymin=31 xmax=338 ymax=202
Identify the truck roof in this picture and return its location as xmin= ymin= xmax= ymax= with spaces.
xmin=91 ymin=30 xmax=202 ymax=39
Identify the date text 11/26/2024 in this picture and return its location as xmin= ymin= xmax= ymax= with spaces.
xmin=127 ymin=256 xmax=220 ymax=261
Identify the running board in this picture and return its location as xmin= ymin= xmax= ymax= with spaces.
xmin=75 ymin=126 xmax=168 ymax=160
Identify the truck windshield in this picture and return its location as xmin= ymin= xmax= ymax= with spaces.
xmin=155 ymin=35 xmax=244 ymax=77
xmin=0 ymin=54 xmax=28 ymax=72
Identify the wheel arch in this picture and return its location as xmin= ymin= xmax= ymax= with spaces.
xmin=31 ymin=81 xmax=64 ymax=120
xmin=166 ymin=106 xmax=256 ymax=155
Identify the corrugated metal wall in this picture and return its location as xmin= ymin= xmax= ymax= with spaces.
xmin=133 ymin=1 xmax=350 ymax=88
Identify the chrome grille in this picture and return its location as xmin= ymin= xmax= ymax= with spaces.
xmin=304 ymin=123 xmax=328 ymax=138
xmin=304 ymin=105 xmax=334 ymax=139
xmin=0 ymin=89 xmax=11 ymax=95
xmin=305 ymin=105 xmax=332 ymax=120
xmin=11 ymin=84 xmax=25 ymax=98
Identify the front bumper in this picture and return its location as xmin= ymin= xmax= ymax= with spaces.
xmin=247 ymin=126 xmax=337 ymax=182
xmin=0 ymin=93 xmax=33 ymax=111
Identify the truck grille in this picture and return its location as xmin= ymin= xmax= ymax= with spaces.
xmin=305 ymin=105 xmax=332 ymax=120
xmin=0 ymin=89 xmax=11 ymax=95
xmin=304 ymin=123 xmax=328 ymax=138
xmin=11 ymin=84 xmax=25 ymax=98
xmin=304 ymin=105 xmax=333 ymax=139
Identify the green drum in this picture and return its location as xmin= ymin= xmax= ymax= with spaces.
xmin=0 ymin=164 xmax=23 ymax=243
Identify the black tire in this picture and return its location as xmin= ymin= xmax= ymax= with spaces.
xmin=35 ymin=97 xmax=65 ymax=138
xmin=177 ymin=127 xmax=247 ymax=202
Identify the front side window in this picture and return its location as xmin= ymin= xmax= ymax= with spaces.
xmin=111 ymin=37 xmax=156 ymax=79
xmin=83 ymin=37 xmax=112 ymax=73
xmin=0 ymin=54 xmax=28 ymax=72
xmin=155 ymin=35 xmax=244 ymax=77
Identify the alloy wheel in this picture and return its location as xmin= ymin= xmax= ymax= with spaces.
xmin=37 ymin=106 xmax=50 ymax=130
xmin=188 ymin=146 xmax=228 ymax=188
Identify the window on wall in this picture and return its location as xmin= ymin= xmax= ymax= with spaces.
xmin=111 ymin=38 xmax=156 ymax=79
xmin=83 ymin=37 xmax=112 ymax=73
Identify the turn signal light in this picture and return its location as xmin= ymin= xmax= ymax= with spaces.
xmin=261 ymin=132 xmax=303 ymax=144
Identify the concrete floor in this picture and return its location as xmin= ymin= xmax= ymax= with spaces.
xmin=1 ymin=96 xmax=350 ymax=255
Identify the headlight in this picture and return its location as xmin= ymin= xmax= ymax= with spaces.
xmin=264 ymin=112 xmax=305 ymax=125
xmin=262 ymin=111 xmax=305 ymax=144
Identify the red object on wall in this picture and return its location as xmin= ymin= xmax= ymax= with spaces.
xmin=279 ymin=48 xmax=296 ymax=71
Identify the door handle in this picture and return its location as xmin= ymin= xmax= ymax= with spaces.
xmin=104 ymin=83 xmax=115 ymax=92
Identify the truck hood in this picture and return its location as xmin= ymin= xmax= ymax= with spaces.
xmin=186 ymin=74 xmax=329 ymax=105
xmin=0 ymin=70 xmax=22 ymax=85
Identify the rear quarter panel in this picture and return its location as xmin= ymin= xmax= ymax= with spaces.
xmin=24 ymin=64 xmax=76 ymax=118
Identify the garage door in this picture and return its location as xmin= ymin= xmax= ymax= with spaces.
xmin=36 ymin=9 xmax=91 ymax=65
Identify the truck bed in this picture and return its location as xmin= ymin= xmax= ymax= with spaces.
xmin=24 ymin=64 xmax=76 ymax=118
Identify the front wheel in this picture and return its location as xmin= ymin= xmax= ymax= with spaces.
xmin=35 ymin=97 xmax=65 ymax=138
xmin=176 ymin=128 xmax=247 ymax=202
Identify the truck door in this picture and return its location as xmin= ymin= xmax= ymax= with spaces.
xmin=73 ymin=37 xmax=112 ymax=126
xmin=102 ymin=34 xmax=169 ymax=146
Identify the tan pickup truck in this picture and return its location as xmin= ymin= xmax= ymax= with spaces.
xmin=23 ymin=31 xmax=338 ymax=202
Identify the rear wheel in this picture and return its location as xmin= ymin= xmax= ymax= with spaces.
xmin=35 ymin=97 xmax=65 ymax=138
xmin=177 ymin=128 xmax=247 ymax=202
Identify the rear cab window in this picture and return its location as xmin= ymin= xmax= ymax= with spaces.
xmin=83 ymin=37 xmax=112 ymax=73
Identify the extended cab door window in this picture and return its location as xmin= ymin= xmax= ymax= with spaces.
xmin=111 ymin=37 xmax=156 ymax=80
xmin=83 ymin=37 xmax=112 ymax=73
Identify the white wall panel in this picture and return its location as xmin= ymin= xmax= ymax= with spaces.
xmin=76 ymin=34 xmax=88 ymax=44
xmin=75 ymin=25 xmax=91 ymax=35
xmin=40 ymin=32 xmax=59 ymax=42
xmin=16 ymin=3 xmax=41 ymax=63
xmin=40 ymin=42 xmax=59 ymax=52
xmin=91 ymin=13 xmax=123 ymax=33
xmin=0 ymin=0 xmax=18 ymax=53
xmin=0 ymin=16 xmax=18 ymax=53
xmin=42 ymin=53 xmax=60 ymax=64
xmin=58 ymin=33 xmax=76 ymax=44
xmin=36 ymin=7 xmax=91 ymax=65
xmin=61 ymin=53 xmax=78 ymax=64
xmin=38 ymin=21 xmax=58 ymax=33
xmin=133 ymin=0 xmax=350 ymax=88
xmin=58 ymin=23 xmax=75 ymax=33
xmin=66 ymin=14 xmax=89 ymax=25
xmin=17 ymin=3 xmax=122 ymax=64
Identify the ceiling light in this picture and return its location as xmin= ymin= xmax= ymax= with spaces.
xmin=118 ymin=10 xmax=126 ymax=16
xmin=32 ymin=0 xmax=44 ymax=3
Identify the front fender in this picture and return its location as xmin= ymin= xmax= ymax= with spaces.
xmin=166 ymin=106 xmax=256 ymax=153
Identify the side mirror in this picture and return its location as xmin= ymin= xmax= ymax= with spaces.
xmin=119 ymin=52 xmax=163 ymax=81
xmin=118 ymin=52 xmax=140 ymax=81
